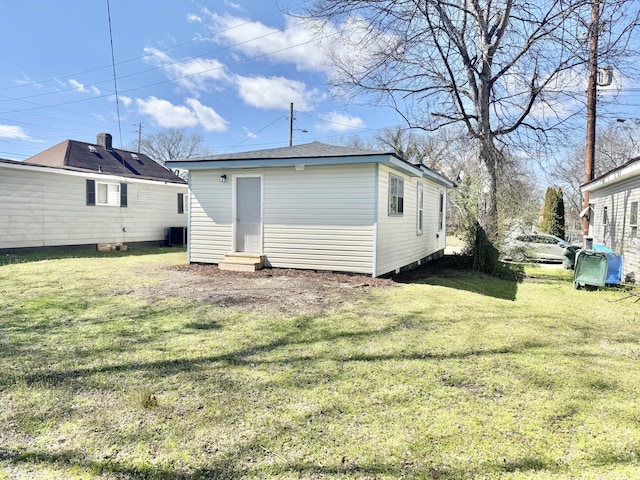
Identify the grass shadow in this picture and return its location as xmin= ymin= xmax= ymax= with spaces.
xmin=390 ymin=254 xmax=525 ymax=301
xmin=0 ymin=246 xmax=186 ymax=266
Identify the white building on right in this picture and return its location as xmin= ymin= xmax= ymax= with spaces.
xmin=582 ymin=156 xmax=640 ymax=283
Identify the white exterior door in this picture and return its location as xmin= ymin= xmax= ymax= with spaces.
xmin=235 ymin=177 xmax=262 ymax=253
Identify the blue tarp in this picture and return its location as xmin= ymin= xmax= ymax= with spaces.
xmin=604 ymin=253 xmax=623 ymax=285
xmin=591 ymin=245 xmax=622 ymax=284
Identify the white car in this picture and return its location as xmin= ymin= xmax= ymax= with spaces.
xmin=505 ymin=233 xmax=578 ymax=263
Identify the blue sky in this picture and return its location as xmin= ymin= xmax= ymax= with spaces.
xmin=0 ymin=0 xmax=398 ymax=160
xmin=1 ymin=1 xmax=639 ymax=162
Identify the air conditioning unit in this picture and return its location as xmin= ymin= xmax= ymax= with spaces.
xmin=168 ymin=226 xmax=187 ymax=246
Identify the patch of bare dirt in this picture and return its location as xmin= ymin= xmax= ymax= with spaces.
xmin=135 ymin=264 xmax=399 ymax=316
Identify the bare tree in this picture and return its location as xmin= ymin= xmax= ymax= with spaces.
xmin=373 ymin=126 xmax=467 ymax=170
xmin=131 ymin=128 xmax=210 ymax=167
xmin=553 ymin=122 xmax=640 ymax=232
xmin=305 ymin=0 xmax=639 ymax=271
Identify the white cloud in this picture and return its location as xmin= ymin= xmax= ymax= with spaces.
xmin=185 ymin=98 xmax=228 ymax=131
xmin=205 ymin=13 xmax=331 ymax=72
xmin=202 ymin=11 xmax=401 ymax=98
xmin=242 ymin=126 xmax=257 ymax=139
xmin=68 ymin=79 xmax=100 ymax=95
xmin=0 ymin=125 xmax=29 ymax=139
xmin=187 ymin=13 xmax=202 ymax=23
xmin=119 ymin=95 xmax=133 ymax=108
xmin=224 ymin=0 xmax=241 ymax=9
xmin=137 ymin=97 xmax=194 ymax=128
xmin=15 ymin=73 xmax=41 ymax=88
xmin=316 ymin=111 xmax=365 ymax=132
xmin=136 ymin=96 xmax=228 ymax=132
xmin=235 ymin=75 xmax=320 ymax=111
xmin=143 ymin=47 xmax=229 ymax=95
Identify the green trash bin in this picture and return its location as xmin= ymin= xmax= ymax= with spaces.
xmin=573 ymin=250 xmax=608 ymax=289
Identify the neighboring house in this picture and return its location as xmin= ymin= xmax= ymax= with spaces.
xmin=581 ymin=156 xmax=640 ymax=282
xmin=0 ymin=133 xmax=188 ymax=251
xmin=168 ymin=141 xmax=454 ymax=277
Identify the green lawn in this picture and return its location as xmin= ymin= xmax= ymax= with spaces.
xmin=1 ymin=250 xmax=640 ymax=479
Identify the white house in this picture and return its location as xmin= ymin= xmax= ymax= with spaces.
xmin=0 ymin=134 xmax=188 ymax=251
xmin=581 ymin=156 xmax=640 ymax=282
xmin=168 ymin=142 xmax=455 ymax=277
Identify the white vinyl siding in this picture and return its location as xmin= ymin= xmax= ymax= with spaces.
xmin=0 ymin=164 xmax=187 ymax=249
xmin=188 ymin=170 xmax=234 ymax=263
xmin=262 ymin=164 xmax=376 ymax=274
xmin=188 ymin=164 xmax=376 ymax=273
xmin=587 ymin=174 xmax=640 ymax=280
xmin=375 ymin=165 xmax=446 ymax=276
xmin=186 ymin=160 xmax=451 ymax=277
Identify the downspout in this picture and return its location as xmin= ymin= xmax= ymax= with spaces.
xmin=40 ymin=171 xmax=46 ymax=246
xmin=372 ymin=163 xmax=379 ymax=277
xmin=187 ymin=171 xmax=192 ymax=263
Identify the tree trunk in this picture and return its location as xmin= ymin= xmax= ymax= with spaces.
xmin=473 ymin=140 xmax=500 ymax=273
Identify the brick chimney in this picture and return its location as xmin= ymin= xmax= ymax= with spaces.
xmin=96 ymin=133 xmax=112 ymax=150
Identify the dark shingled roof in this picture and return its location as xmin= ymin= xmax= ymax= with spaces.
xmin=26 ymin=139 xmax=186 ymax=184
xmin=183 ymin=141 xmax=394 ymax=162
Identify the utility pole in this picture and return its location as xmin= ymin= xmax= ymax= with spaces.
xmin=582 ymin=0 xmax=600 ymax=244
xmin=137 ymin=123 xmax=143 ymax=153
xmin=289 ymin=102 xmax=294 ymax=147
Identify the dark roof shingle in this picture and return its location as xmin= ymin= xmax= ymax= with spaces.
xmin=26 ymin=140 xmax=185 ymax=184
xmin=183 ymin=141 xmax=392 ymax=162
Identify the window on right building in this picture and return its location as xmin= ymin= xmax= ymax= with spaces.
xmin=388 ymin=174 xmax=404 ymax=216
xmin=631 ymin=201 xmax=638 ymax=238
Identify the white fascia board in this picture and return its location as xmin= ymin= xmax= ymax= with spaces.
xmin=581 ymin=161 xmax=640 ymax=193
xmin=169 ymin=153 xmax=425 ymax=176
xmin=421 ymin=167 xmax=456 ymax=188
xmin=0 ymin=161 xmax=187 ymax=188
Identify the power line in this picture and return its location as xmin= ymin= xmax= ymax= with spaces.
xmin=0 ymin=11 xmax=282 ymax=94
xmin=0 ymin=13 xmax=326 ymax=110
xmin=106 ymin=0 xmax=123 ymax=150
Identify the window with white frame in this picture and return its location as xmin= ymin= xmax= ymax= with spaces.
xmin=438 ymin=192 xmax=444 ymax=231
xmin=631 ymin=201 xmax=638 ymax=238
xmin=86 ymin=180 xmax=126 ymax=207
xmin=97 ymin=182 xmax=121 ymax=206
xmin=416 ymin=183 xmax=424 ymax=235
xmin=389 ymin=174 xmax=404 ymax=215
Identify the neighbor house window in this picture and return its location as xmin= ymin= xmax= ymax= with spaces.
xmin=87 ymin=181 xmax=127 ymax=207
xmin=389 ymin=174 xmax=404 ymax=215
xmin=438 ymin=192 xmax=444 ymax=231
xmin=602 ymin=206 xmax=608 ymax=225
xmin=86 ymin=179 xmax=96 ymax=206
xmin=631 ymin=201 xmax=638 ymax=238
xmin=416 ymin=183 xmax=424 ymax=235
xmin=178 ymin=193 xmax=185 ymax=214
